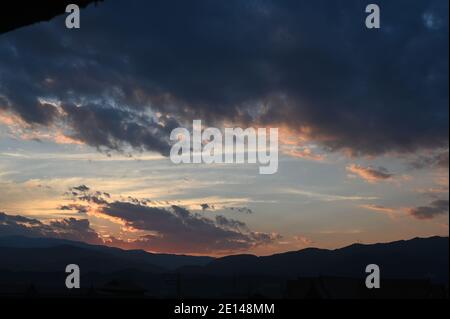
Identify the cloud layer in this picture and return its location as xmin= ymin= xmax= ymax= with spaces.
xmin=0 ymin=0 xmax=448 ymax=157
xmin=0 ymin=212 xmax=102 ymax=244
xmin=60 ymin=185 xmax=280 ymax=254
xmin=409 ymin=199 xmax=449 ymax=220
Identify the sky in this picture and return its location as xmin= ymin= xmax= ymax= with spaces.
xmin=0 ymin=0 xmax=448 ymax=256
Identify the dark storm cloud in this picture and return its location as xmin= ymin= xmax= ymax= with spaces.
xmin=0 ymin=212 xmax=102 ymax=244
xmin=46 ymin=218 xmax=103 ymax=243
xmin=409 ymin=199 xmax=449 ymax=220
xmin=101 ymin=201 xmax=277 ymax=254
xmin=215 ymin=215 xmax=248 ymax=231
xmin=0 ymin=0 xmax=448 ymax=156
xmin=59 ymin=203 xmax=89 ymax=214
xmin=228 ymin=207 xmax=254 ymax=214
xmin=63 ymin=186 xmax=278 ymax=254
xmin=61 ymin=103 xmax=173 ymax=155
xmin=199 ymin=204 xmax=254 ymax=214
xmin=72 ymin=185 xmax=90 ymax=192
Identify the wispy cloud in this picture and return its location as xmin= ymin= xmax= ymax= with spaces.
xmin=346 ymin=164 xmax=394 ymax=183
xmin=359 ymin=204 xmax=400 ymax=219
xmin=282 ymin=187 xmax=377 ymax=202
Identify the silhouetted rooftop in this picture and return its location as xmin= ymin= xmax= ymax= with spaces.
xmin=0 ymin=0 xmax=102 ymax=34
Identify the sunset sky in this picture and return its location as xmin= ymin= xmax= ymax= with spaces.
xmin=0 ymin=0 xmax=448 ymax=256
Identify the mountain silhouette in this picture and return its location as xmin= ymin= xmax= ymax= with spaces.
xmin=0 ymin=236 xmax=449 ymax=286
xmin=0 ymin=235 xmax=448 ymax=298
xmin=0 ymin=235 xmax=213 ymax=270
xmin=0 ymin=244 xmax=164 ymax=273
xmin=197 ymin=236 xmax=448 ymax=283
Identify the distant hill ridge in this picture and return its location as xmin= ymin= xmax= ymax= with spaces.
xmin=0 ymin=235 xmax=448 ymax=283
xmin=0 ymin=235 xmax=213 ymax=270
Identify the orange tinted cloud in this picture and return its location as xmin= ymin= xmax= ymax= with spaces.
xmin=21 ymin=131 xmax=84 ymax=145
xmin=360 ymin=204 xmax=399 ymax=219
xmin=1 ymin=110 xmax=84 ymax=145
xmin=360 ymin=204 xmax=396 ymax=213
xmin=0 ymin=113 xmax=19 ymax=126
xmin=293 ymin=235 xmax=314 ymax=246
xmin=282 ymin=147 xmax=325 ymax=161
xmin=278 ymin=125 xmax=324 ymax=161
xmin=0 ymin=110 xmax=28 ymax=129
xmin=347 ymin=164 xmax=393 ymax=183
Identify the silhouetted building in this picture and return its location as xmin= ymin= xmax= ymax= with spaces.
xmin=97 ymin=280 xmax=146 ymax=297
xmin=286 ymin=277 xmax=448 ymax=299
xmin=25 ymin=284 xmax=39 ymax=298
